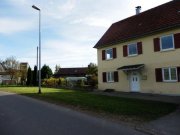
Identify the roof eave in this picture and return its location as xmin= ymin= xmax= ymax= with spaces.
xmin=94 ymin=24 xmax=180 ymax=49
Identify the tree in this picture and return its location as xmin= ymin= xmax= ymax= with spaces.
xmin=3 ymin=56 xmax=19 ymax=81
xmin=32 ymin=65 xmax=38 ymax=86
xmin=41 ymin=64 xmax=53 ymax=79
xmin=26 ymin=67 xmax=32 ymax=86
xmin=86 ymin=63 xmax=98 ymax=88
xmin=19 ymin=63 xmax=28 ymax=85
xmin=86 ymin=63 xmax=98 ymax=76
xmin=54 ymin=64 xmax=60 ymax=74
xmin=20 ymin=69 xmax=27 ymax=85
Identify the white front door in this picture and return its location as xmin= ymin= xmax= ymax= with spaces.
xmin=130 ymin=72 xmax=140 ymax=92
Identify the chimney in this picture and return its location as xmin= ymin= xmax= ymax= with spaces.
xmin=136 ymin=6 xmax=141 ymax=15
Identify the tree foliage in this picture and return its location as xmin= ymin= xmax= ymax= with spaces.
xmin=87 ymin=63 xmax=98 ymax=76
xmin=42 ymin=77 xmax=65 ymax=87
xmin=20 ymin=68 xmax=27 ymax=85
xmin=54 ymin=64 xmax=61 ymax=74
xmin=26 ymin=67 xmax=32 ymax=86
xmin=86 ymin=63 xmax=98 ymax=88
xmin=32 ymin=65 xmax=38 ymax=86
xmin=2 ymin=56 xmax=19 ymax=81
xmin=41 ymin=64 xmax=53 ymax=79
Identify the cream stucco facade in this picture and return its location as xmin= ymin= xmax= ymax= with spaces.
xmin=97 ymin=29 xmax=180 ymax=95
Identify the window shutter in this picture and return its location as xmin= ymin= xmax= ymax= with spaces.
xmin=154 ymin=38 xmax=160 ymax=52
xmin=137 ymin=42 xmax=142 ymax=54
xmin=174 ymin=33 xmax=180 ymax=49
xmin=102 ymin=50 xmax=105 ymax=60
xmin=102 ymin=72 xmax=107 ymax=82
xmin=113 ymin=48 xmax=117 ymax=58
xmin=114 ymin=71 xmax=119 ymax=82
xmin=155 ymin=68 xmax=162 ymax=82
xmin=123 ymin=45 xmax=127 ymax=57
xmin=177 ymin=67 xmax=180 ymax=82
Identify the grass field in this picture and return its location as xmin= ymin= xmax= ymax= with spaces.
xmin=0 ymin=87 xmax=178 ymax=121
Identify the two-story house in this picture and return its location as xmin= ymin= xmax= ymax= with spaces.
xmin=94 ymin=0 xmax=180 ymax=95
xmin=0 ymin=62 xmax=28 ymax=85
xmin=0 ymin=63 xmax=11 ymax=84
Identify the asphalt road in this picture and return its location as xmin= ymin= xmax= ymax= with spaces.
xmin=0 ymin=91 xmax=146 ymax=135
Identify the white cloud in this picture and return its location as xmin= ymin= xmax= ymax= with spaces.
xmin=0 ymin=18 xmax=34 ymax=35
xmin=86 ymin=17 xmax=111 ymax=27
xmin=15 ymin=39 xmax=97 ymax=71
xmin=40 ymin=0 xmax=77 ymax=20
xmin=41 ymin=39 xmax=97 ymax=69
xmin=60 ymin=0 xmax=76 ymax=13
xmin=71 ymin=17 xmax=112 ymax=28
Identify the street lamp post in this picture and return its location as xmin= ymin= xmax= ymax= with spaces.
xmin=37 ymin=46 xmax=38 ymax=83
xmin=32 ymin=5 xmax=41 ymax=94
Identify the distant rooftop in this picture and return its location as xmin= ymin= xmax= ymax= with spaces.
xmin=54 ymin=67 xmax=87 ymax=78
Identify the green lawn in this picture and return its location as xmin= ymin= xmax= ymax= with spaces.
xmin=0 ymin=87 xmax=178 ymax=121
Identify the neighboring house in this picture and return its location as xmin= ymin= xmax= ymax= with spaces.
xmin=53 ymin=67 xmax=88 ymax=87
xmin=53 ymin=67 xmax=88 ymax=78
xmin=19 ymin=62 xmax=28 ymax=85
xmin=20 ymin=63 xmax=28 ymax=71
xmin=0 ymin=62 xmax=28 ymax=85
xmin=0 ymin=63 xmax=11 ymax=84
xmin=94 ymin=1 xmax=180 ymax=95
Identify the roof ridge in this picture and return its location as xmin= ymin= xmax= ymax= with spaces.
xmin=113 ymin=0 xmax=173 ymax=26
xmin=94 ymin=0 xmax=179 ymax=48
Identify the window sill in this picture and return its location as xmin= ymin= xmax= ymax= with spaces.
xmin=128 ymin=54 xmax=138 ymax=57
xmin=105 ymin=58 xmax=114 ymax=61
xmin=163 ymin=80 xmax=178 ymax=83
xmin=107 ymin=81 xmax=115 ymax=83
xmin=160 ymin=48 xmax=175 ymax=52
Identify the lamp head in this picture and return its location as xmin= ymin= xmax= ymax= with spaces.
xmin=32 ymin=5 xmax=40 ymax=11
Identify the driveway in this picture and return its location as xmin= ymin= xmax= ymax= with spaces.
xmin=136 ymin=106 xmax=180 ymax=135
xmin=0 ymin=91 xmax=146 ymax=135
xmin=92 ymin=90 xmax=180 ymax=135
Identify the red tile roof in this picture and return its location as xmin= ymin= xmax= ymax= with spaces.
xmin=94 ymin=0 xmax=180 ymax=48
xmin=53 ymin=67 xmax=87 ymax=78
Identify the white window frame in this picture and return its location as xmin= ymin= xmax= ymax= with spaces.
xmin=162 ymin=67 xmax=177 ymax=82
xmin=128 ymin=43 xmax=137 ymax=56
xmin=160 ymin=34 xmax=175 ymax=51
xmin=106 ymin=72 xmax=114 ymax=82
xmin=105 ymin=48 xmax=113 ymax=60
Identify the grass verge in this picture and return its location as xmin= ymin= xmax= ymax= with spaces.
xmin=0 ymin=87 xmax=178 ymax=122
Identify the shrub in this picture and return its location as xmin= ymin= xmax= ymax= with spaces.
xmin=42 ymin=77 xmax=66 ymax=87
xmin=75 ymin=79 xmax=84 ymax=88
xmin=87 ymin=75 xmax=98 ymax=88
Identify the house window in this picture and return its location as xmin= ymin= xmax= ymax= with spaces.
xmin=160 ymin=35 xmax=174 ymax=51
xmin=128 ymin=43 xmax=137 ymax=56
xmin=106 ymin=72 xmax=114 ymax=82
xmin=162 ymin=67 xmax=177 ymax=82
xmin=103 ymin=71 xmax=118 ymax=82
xmin=106 ymin=49 xmax=113 ymax=60
xmin=102 ymin=48 xmax=116 ymax=60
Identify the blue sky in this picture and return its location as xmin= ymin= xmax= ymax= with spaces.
xmin=0 ymin=0 xmax=170 ymax=71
